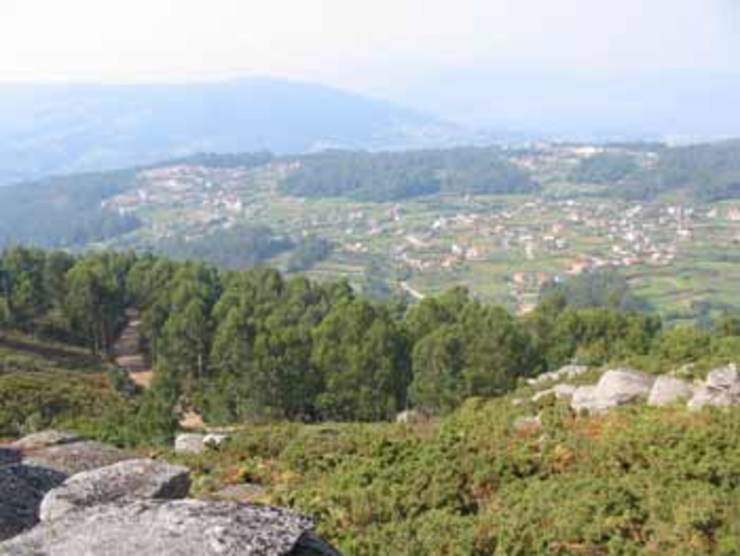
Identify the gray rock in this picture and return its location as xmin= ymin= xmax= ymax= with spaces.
xmin=553 ymin=384 xmax=578 ymax=399
xmin=688 ymin=385 xmax=737 ymax=411
xmin=570 ymin=369 xmax=654 ymax=414
xmin=647 ymin=375 xmax=694 ymax=407
xmin=705 ymin=364 xmax=740 ymax=392
xmin=40 ymin=459 xmax=191 ymax=522
xmin=204 ymin=433 xmax=231 ymax=449
xmin=0 ymin=499 xmax=339 ymax=555
xmin=175 ymin=433 xmax=207 ymax=454
xmin=532 ymin=384 xmax=577 ymax=403
xmin=0 ymin=464 xmax=67 ymax=541
xmin=528 ymin=365 xmax=589 ymax=386
xmin=570 ymin=385 xmax=601 ymax=413
xmin=11 ymin=431 xmax=81 ymax=451
xmin=0 ymin=448 xmax=21 ymax=466
xmin=687 ymin=364 xmax=740 ymax=410
xmin=22 ymin=440 xmax=130 ymax=475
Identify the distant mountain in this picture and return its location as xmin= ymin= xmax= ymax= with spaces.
xmin=0 ymin=78 xmax=470 ymax=186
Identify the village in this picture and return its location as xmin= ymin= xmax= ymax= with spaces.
xmin=100 ymin=153 xmax=740 ymax=315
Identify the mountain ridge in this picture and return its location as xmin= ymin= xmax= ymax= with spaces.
xmin=0 ymin=77 xmax=470 ymax=186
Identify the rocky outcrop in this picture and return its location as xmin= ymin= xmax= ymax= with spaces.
xmin=1 ymin=499 xmax=339 ymax=555
xmin=647 ymin=376 xmax=694 ymax=407
xmin=1 ymin=431 xmax=133 ymax=541
xmin=40 ymin=459 xmax=191 ymax=522
xmin=1 ymin=431 xmax=339 ymax=554
xmin=0 ymin=464 xmax=67 ymax=541
xmin=571 ymin=369 xmax=654 ymax=414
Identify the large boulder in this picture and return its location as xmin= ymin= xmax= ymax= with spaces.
xmin=22 ymin=440 xmax=131 ymax=474
xmin=571 ymin=369 xmax=654 ymax=414
xmin=647 ymin=376 xmax=694 ymax=407
xmin=0 ymin=499 xmax=340 ymax=555
xmin=11 ymin=431 xmax=81 ymax=451
xmin=40 ymin=459 xmax=191 ymax=522
xmin=0 ymin=464 xmax=67 ymax=541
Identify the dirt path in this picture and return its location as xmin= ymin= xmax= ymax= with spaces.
xmin=113 ymin=309 xmax=204 ymax=430
xmin=113 ymin=310 xmax=153 ymax=389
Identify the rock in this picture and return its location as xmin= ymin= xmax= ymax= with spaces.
xmin=570 ymin=369 xmax=654 ymax=414
xmin=647 ymin=376 xmax=694 ymax=406
xmin=22 ymin=440 xmax=131 ymax=475
xmin=395 ymin=409 xmax=430 ymax=424
xmin=0 ymin=499 xmax=340 ymax=555
xmin=204 ymin=433 xmax=231 ymax=449
xmin=687 ymin=386 xmax=736 ymax=410
xmin=570 ymin=385 xmax=601 ymax=414
xmin=705 ymin=364 xmax=740 ymax=392
xmin=0 ymin=464 xmax=67 ymax=541
xmin=0 ymin=448 xmax=21 ymax=466
xmin=40 ymin=459 xmax=191 ymax=522
xmin=687 ymin=364 xmax=740 ymax=410
xmin=528 ymin=364 xmax=589 ymax=386
xmin=532 ymin=384 xmax=577 ymax=403
xmin=553 ymin=384 xmax=578 ymax=399
xmin=11 ymin=431 xmax=81 ymax=451
xmin=175 ymin=433 xmax=207 ymax=454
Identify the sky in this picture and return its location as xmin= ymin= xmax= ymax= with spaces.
xmin=1 ymin=0 xmax=738 ymax=91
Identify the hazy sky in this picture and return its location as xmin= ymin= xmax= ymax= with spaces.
xmin=1 ymin=0 xmax=738 ymax=91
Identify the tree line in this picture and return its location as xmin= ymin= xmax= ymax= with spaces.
xmin=2 ymin=246 xmax=739 ymax=426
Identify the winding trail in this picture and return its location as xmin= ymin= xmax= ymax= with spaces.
xmin=113 ymin=309 xmax=204 ymax=430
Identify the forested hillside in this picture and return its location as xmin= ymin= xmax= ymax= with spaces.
xmin=280 ymin=147 xmax=539 ymax=201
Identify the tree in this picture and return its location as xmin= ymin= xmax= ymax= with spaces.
xmin=64 ymin=258 xmax=125 ymax=355
xmin=409 ymin=325 xmax=466 ymax=414
xmin=0 ymin=295 xmax=10 ymax=329
xmin=313 ymin=300 xmax=411 ymax=421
